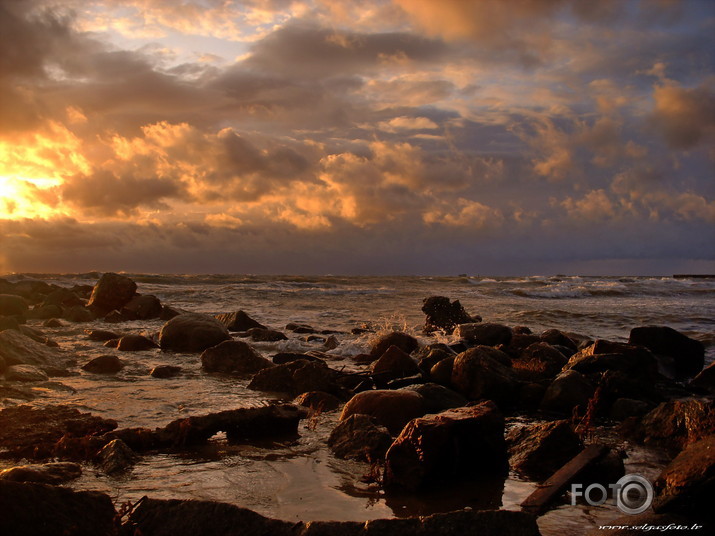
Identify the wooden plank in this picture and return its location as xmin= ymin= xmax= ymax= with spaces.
xmin=520 ymin=444 xmax=608 ymax=515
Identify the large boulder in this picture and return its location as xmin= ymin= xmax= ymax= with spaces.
xmin=0 ymin=481 xmax=116 ymax=536
xmin=563 ymin=339 xmax=659 ymax=380
xmin=201 ymin=340 xmax=274 ymax=374
xmin=0 ymin=462 xmax=82 ymax=484
xmin=629 ymin=325 xmax=705 ymax=378
xmin=421 ymin=296 xmax=478 ymax=334
xmin=401 ymin=383 xmax=467 ymax=414
xmin=369 ymin=331 xmax=419 ymax=360
xmin=540 ymin=369 xmax=595 ymax=414
xmin=328 ymin=414 xmax=392 ymax=461
xmin=511 ymin=342 xmax=568 ymax=381
xmin=87 ymin=272 xmax=137 ymax=314
xmin=159 ymin=313 xmax=231 ymax=352
xmin=215 ymin=310 xmax=266 ymax=332
xmin=122 ymin=294 xmax=163 ymax=320
xmin=370 ymin=345 xmax=420 ymax=378
xmin=0 ymin=294 xmax=29 ymax=316
xmin=507 ymin=420 xmax=583 ymax=481
xmin=653 ymin=434 xmax=715 ymax=524
xmin=383 ymin=401 xmax=508 ymax=490
xmin=454 ymin=323 xmax=512 ymax=347
xmin=340 ymin=389 xmax=426 ymax=435
xmin=0 ymin=330 xmax=70 ymax=375
xmin=450 ymin=346 xmax=518 ymax=406
xmin=248 ymin=359 xmax=339 ymax=397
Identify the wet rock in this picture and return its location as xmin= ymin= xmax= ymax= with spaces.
xmin=82 ymin=355 xmax=124 ymax=374
xmin=17 ymin=325 xmax=51 ymax=344
xmin=117 ymin=334 xmax=158 ymax=351
xmin=506 ymin=334 xmax=542 ymax=358
xmin=201 ymin=340 xmax=274 ymax=374
xmin=417 ymin=345 xmax=454 ymax=373
xmin=563 ymin=339 xmax=659 ymax=380
xmin=154 ymin=404 xmax=306 ymax=446
xmin=30 ymin=304 xmax=64 ymax=320
xmin=609 ymin=398 xmax=652 ymax=421
xmin=323 ymin=334 xmax=339 ymax=350
xmin=123 ymin=294 xmax=163 ymax=319
xmin=629 ymin=397 xmax=715 ymax=453
xmin=4 ymin=364 xmax=49 ymax=382
xmin=690 ymin=361 xmax=715 ymax=394
xmin=518 ymin=382 xmax=547 ymax=410
xmin=0 ymin=294 xmax=29 ymax=316
xmin=215 ymin=310 xmax=266 ymax=332
xmin=430 ymin=356 xmax=455 ymax=385
xmin=340 ymin=389 xmax=426 ymax=435
xmin=0 ymin=405 xmax=117 ymax=459
xmin=150 ymin=365 xmax=182 ymax=378
xmin=41 ymin=288 xmax=83 ymax=308
xmin=294 ymin=391 xmax=342 ymax=412
xmin=450 ymin=346 xmax=518 ymax=406
xmin=328 ymin=414 xmax=392 ymax=461
xmin=0 ymin=329 xmax=70 ymax=374
xmin=540 ymin=329 xmax=578 ymax=351
xmin=248 ymin=359 xmax=339 ymax=396
xmin=401 ymin=383 xmax=467 ymax=414
xmin=247 ymin=327 xmax=288 ymax=342
xmin=286 ymin=322 xmax=316 ymax=333
xmin=507 ymin=420 xmax=583 ymax=481
xmin=103 ymin=338 xmax=120 ymax=348
xmin=369 ymin=331 xmax=419 ymax=360
xmin=159 ymin=313 xmax=231 ymax=353
xmin=63 ymin=305 xmax=94 ymax=322
xmin=86 ymin=329 xmax=121 ymax=341
xmin=160 ymin=304 xmax=182 ymax=320
xmin=0 ymin=383 xmax=35 ymax=402
xmin=0 ymin=481 xmax=116 ymax=536
xmin=0 ymin=462 xmax=82 ymax=484
xmin=0 ymin=315 xmax=20 ymax=331
xmin=96 ymin=438 xmax=137 ymax=474
xmin=629 ymin=325 xmax=705 ymax=378
xmin=103 ymin=309 xmax=131 ymax=323
xmin=511 ymin=342 xmax=567 ymax=381
xmin=653 ymin=434 xmax=715 ymax=523
xmin=454 ymin=323 xmax=513 ymax=347
xmin=540 ymin=369 xmax=595 ymax=414
xmin=87 ymin=272 xmax=138 ymax=314
xmin=421 ymin=296 xmax=478 ymax=334
xmin=384 ymin=401 xmax=508 ymax=490
xmin=370 ymin=345 xmax=420 ymax=378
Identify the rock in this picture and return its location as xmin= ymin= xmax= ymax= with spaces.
xmin=0 ymin=294 xmax=29 ymax=316
xmin=4 ymin=364 xmax=49 ymax=382
xmin=248 ymin=359 xmax=339 ymax=397
xmin=370 ymin=345 xmax=420 ymax=378
xmin=28 ymin=304 xmax=64 ymax=320
xmin=630 ymin=398 xmax=715 ymax=453
xmin=117 ymin=334 xmax=158 ymax=351
xmin=507 ymin=420 xmax=583 ymax=481
xmin=328 ymin=414 xmax=392 ymax=461
xmin=690 ymin=361 xmax=715 ymax=394
xmin=629 ymin=325 xmax=705 ymax=378
xmin=0 ymin=316 xmax=21 ymax=331
xmin=96 ymin=438 xmax=137 ymax=474
xmin=159 ymin=313 xmax=231 ymax=352
xmin=286 ymin=322 xmax=316 ymax=333
xmin=0 ymin=330 xmax=70 ymax=375
xmin=87 ymin=272 xmax=137 ymax=314
xmin=122 ymin=294 xmax=163 ymax=319
xmin=0 ymin=405 xmax=117 ymax=459
xmin=383 ymin=401 xmax=508 ymax=490
xmin=340 ymin=389 xmax=426 ymax=435
xmin=294 ymin=391 xmax=342 ymax=412
xmin=454 ymin=323 xmax=513 ymax=347
xmin=150 ymin=365 xmax=182 ymax=378
xmin=540 ymin=329 xmax=578 ymax=351
xmin=272 ymin=352 xmax=326 ymax=365
xmin=160 ymin=304 xmax=182 ymax=320
xmin=42 ymin=318 xmax=63 ymax=328
xmin=506 ymin=334 xmax=542 ymax=358
xmin=201 ymin=340 xmax=274 ymax=374
xmin=0 ymin=481 xmax=116 ymax=536
xmin=417 ymin=345 xmax=454 ymax=373
xmin=247 ymin=327 xmax=288 ymax=342
xmin=154 ymin=404 xmax=306 ymax=446
xmin=62 ymin=305 xmax=94 ymax=322
xmin=0 ymin=462 xmax=82 ymax=484
xmin=540 ymin=369 xmax=595 ymax=414
xmin=215 ymin=310 xmax=266 ymax=332
xmin=653 ymin=434 xmax=715 ymax=523
xmin=578 ymin=448 xmax=625 ymax=489
xmin=86 ymin=329 xmax=121 ymax=341
xmin=421 ymin=296 xmax=478 ymax=334
xmin=609 ymin=398 xmax=652 ymax=421
xmin=430 ymin=356 xmax=455 ymax=385
xmin=518 ymin=383 xmax=547 ymax=410
xmin=103 ymin=338 xmax=120 ymax=348
xmin=400 ymin=383 xmax=467 ymax=414
xmin=323 ymin=334 xmax=339 ymax=350
xmin=369 ymin=331 xmax=419 ymax=359
xmin=511 ymin=342 xmax=567 ymax=381
xmin=104 ymin=309 xmax=132 ymax=323
xmin=563 ymin=339 xmax=659 ymax=380
xmin=41 ymin=288 xmax=83 ymax=308
xmin=450 ymin=346 xmax=518 ymax=406
xmin=82 ymin=355 xmax=124 ymax=374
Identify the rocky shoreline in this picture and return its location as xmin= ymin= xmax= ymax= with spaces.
xmin=0 ymin=273 xmax=713 ymax=535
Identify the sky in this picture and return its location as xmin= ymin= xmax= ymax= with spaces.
xmin=0 ymin=0 xmax=714 ymax=276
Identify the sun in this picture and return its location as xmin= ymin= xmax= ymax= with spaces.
xmin=0 ymin=175 xmax=62 ymax=219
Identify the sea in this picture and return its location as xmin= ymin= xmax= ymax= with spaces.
xmin=2 ymin=273 xmax=714 ymax=534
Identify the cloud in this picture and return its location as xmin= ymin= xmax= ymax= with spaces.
xmin=651 ymin=82 xmax=715 ymax=149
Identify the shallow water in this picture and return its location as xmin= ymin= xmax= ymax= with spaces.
xmin=2 ymin=273 xmax=713 ymax=534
